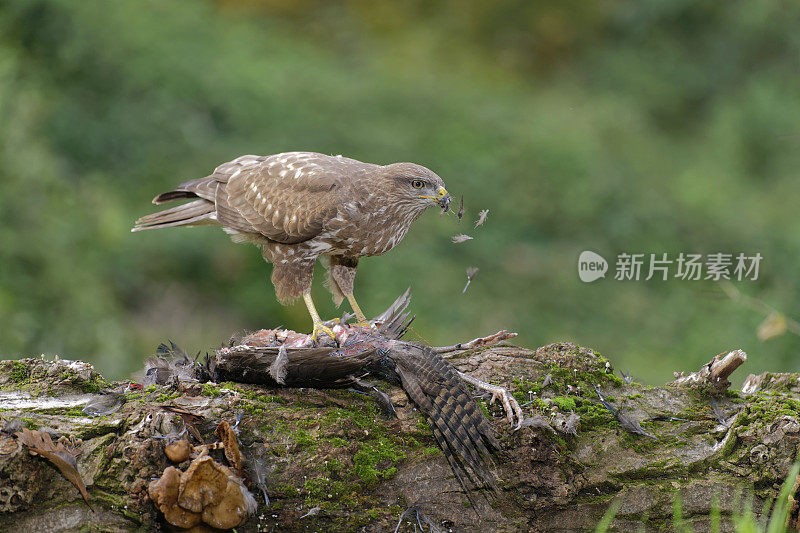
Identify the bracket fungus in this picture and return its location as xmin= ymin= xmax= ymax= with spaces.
xmin=149 ymin=441 xmax=256 ymax=529
xmin=164 ymin=438 xmax=192 ymax=463
xmin=202 ymin=476 xmax=258 ymax=529
xmin=177 ymin=455 xmax=229 ymax=514
xmin=148 ymin=466 xmax=201 ymax=529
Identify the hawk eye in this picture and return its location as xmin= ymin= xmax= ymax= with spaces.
xmin=411 ymin=179 xmax=425 ymax=189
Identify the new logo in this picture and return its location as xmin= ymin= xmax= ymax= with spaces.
xmin=578 ymin=251 xmax=608 ymax=282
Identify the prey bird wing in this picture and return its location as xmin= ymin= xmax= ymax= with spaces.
xmin=384 ymin=341 xmax=498 ymax=494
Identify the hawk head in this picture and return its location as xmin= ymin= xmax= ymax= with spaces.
xmin=383 ymin=163 xmax=451 ymax=214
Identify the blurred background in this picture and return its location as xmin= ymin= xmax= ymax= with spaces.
xmin=1 ymin=0 xmax=799 ymax=383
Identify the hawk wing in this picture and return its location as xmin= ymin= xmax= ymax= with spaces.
xmin=209 ymin=152 xmax=375 ymax=244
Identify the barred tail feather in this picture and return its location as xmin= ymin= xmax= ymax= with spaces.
xmin=387 ymin=341 xmax=499 ymax=498
xmin=131 ymin=199 xmax=217 ymax=231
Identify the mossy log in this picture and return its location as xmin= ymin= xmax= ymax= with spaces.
xmin=0 ymin=342 xmax=798 ymax=532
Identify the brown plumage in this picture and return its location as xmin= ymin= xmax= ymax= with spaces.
xmin=133 ymin=152 xmax=450 ymax=336
xmin=382 ymin=340 xmax=499 ymax=493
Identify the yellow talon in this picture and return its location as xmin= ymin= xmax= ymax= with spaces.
xmin=303 ymin=292 xmax=336 ymax=342
xmin=311 ymin=321 xmax=337 ymax=341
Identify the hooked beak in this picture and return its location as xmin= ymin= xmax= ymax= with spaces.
xmin=435 ymin=186 xmax=450 ymax=211
xmin=419 ymin=186 xmax=451 ymax=212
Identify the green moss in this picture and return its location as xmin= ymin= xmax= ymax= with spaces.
xmin=422 ymin=446 xmax=441 ymax=457
xmin=326 ymin=436 xmax=348 ymax=448
xmin=9 ymin=361 xmax=31 ymax=383
xmin=65 ymin=407 xmax=87 ymax=417
xmin=575 ymin=401 xmax=617 ymax=429
xmin=741 ymin=394 xmax=800 ymax=428
xmin=416 ymin=417 xmax=431 ymax=432
xmin=352 ymin=436 xmax=406 ymax=486
xmin=325 ymin=458 xmax=345 ymax=477
xmin=155 ymin=390 xmax=181 ymax=402
xmin=512 ymin=377 xmax=544 ymax=400
xmin=304 ymin=477 xmax=356 ymax=504
xmin=320 ymin=402 xmax=383 ymax=436
xmin=78 ymin=375 xmax=108 ymax=394
xmin=719 ymin=432 xmax=738 ymax=457
xmin=611 ymin=459 xmax=679 ymax=481
xmin=21 ymin=417 xmax=39 ymax=429
xmin=202 ymin=383 xmax=222 ymax=397
xmin=275 ymin=482 xmax=301 ymax=498
xmin=398 ymin=435 xmax=421 ymax=448
xmin=293 ymin=429 xmax=315 ymax=449
xmin=552 ymin=396 xmax=577 ymax=411
xmin=262 ymin=394 xmax=289 ymax=404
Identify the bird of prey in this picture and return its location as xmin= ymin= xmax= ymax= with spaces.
xmin=132 ymin=152 xmax=450 ymax=340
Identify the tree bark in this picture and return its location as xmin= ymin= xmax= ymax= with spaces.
xmin=0 ymin=342 xmax=797 ymax=532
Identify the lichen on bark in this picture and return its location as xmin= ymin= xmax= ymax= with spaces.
xmin=0 ymin=341 xmax=798 ymax=532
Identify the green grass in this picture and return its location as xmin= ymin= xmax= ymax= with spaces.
xmin=595 ymin=463 xmax=800 ymax=532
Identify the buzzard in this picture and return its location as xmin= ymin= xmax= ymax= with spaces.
xmin=132 ymin=152 xmax=450 ymax=340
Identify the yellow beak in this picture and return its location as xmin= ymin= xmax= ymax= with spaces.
xmin=419 ymin=186 xmax=451 ymax=210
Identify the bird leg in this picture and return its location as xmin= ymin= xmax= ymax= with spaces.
xmin=302 ymin=293 xmax=336 ymax=342
xmin=345 ymin=293 xmax=370 ymax=327
xmin=457 ymin=371 xmax=525 ymax=430
xmin=433 ymin=330 xmax=518 ymax=357
xmin=328 ymin=257 xmax=371 ymax=328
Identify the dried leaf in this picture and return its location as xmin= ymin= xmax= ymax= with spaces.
xmin=457 ymin=195 xmax=464 ymax=223
xmin=160 ymin=405 xmax=205 ymax=442
xmin=757 ymin=312 xmax=787 ymax=341
xmin=16 ymin=428 xmax=93 ymax=510
xmin=451 ymin=234 xmax=473 ymax=244
xmin=474 ymin=209 xmax=489 ymax=228
xmin=215 ymin=420 xmax=243 ymax=477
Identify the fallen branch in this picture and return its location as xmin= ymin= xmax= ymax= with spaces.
xmin=671 ymin=349 xmax=747 ymax=391
xmin=433 ymin=330 xmax=518 ymax=355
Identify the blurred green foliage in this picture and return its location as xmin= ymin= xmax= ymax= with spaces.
xmin=1 ymin=0 xmax=799 ymax=381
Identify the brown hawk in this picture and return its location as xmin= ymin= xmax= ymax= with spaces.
xmin=132 ymin=152 xmax=450 ymax=340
